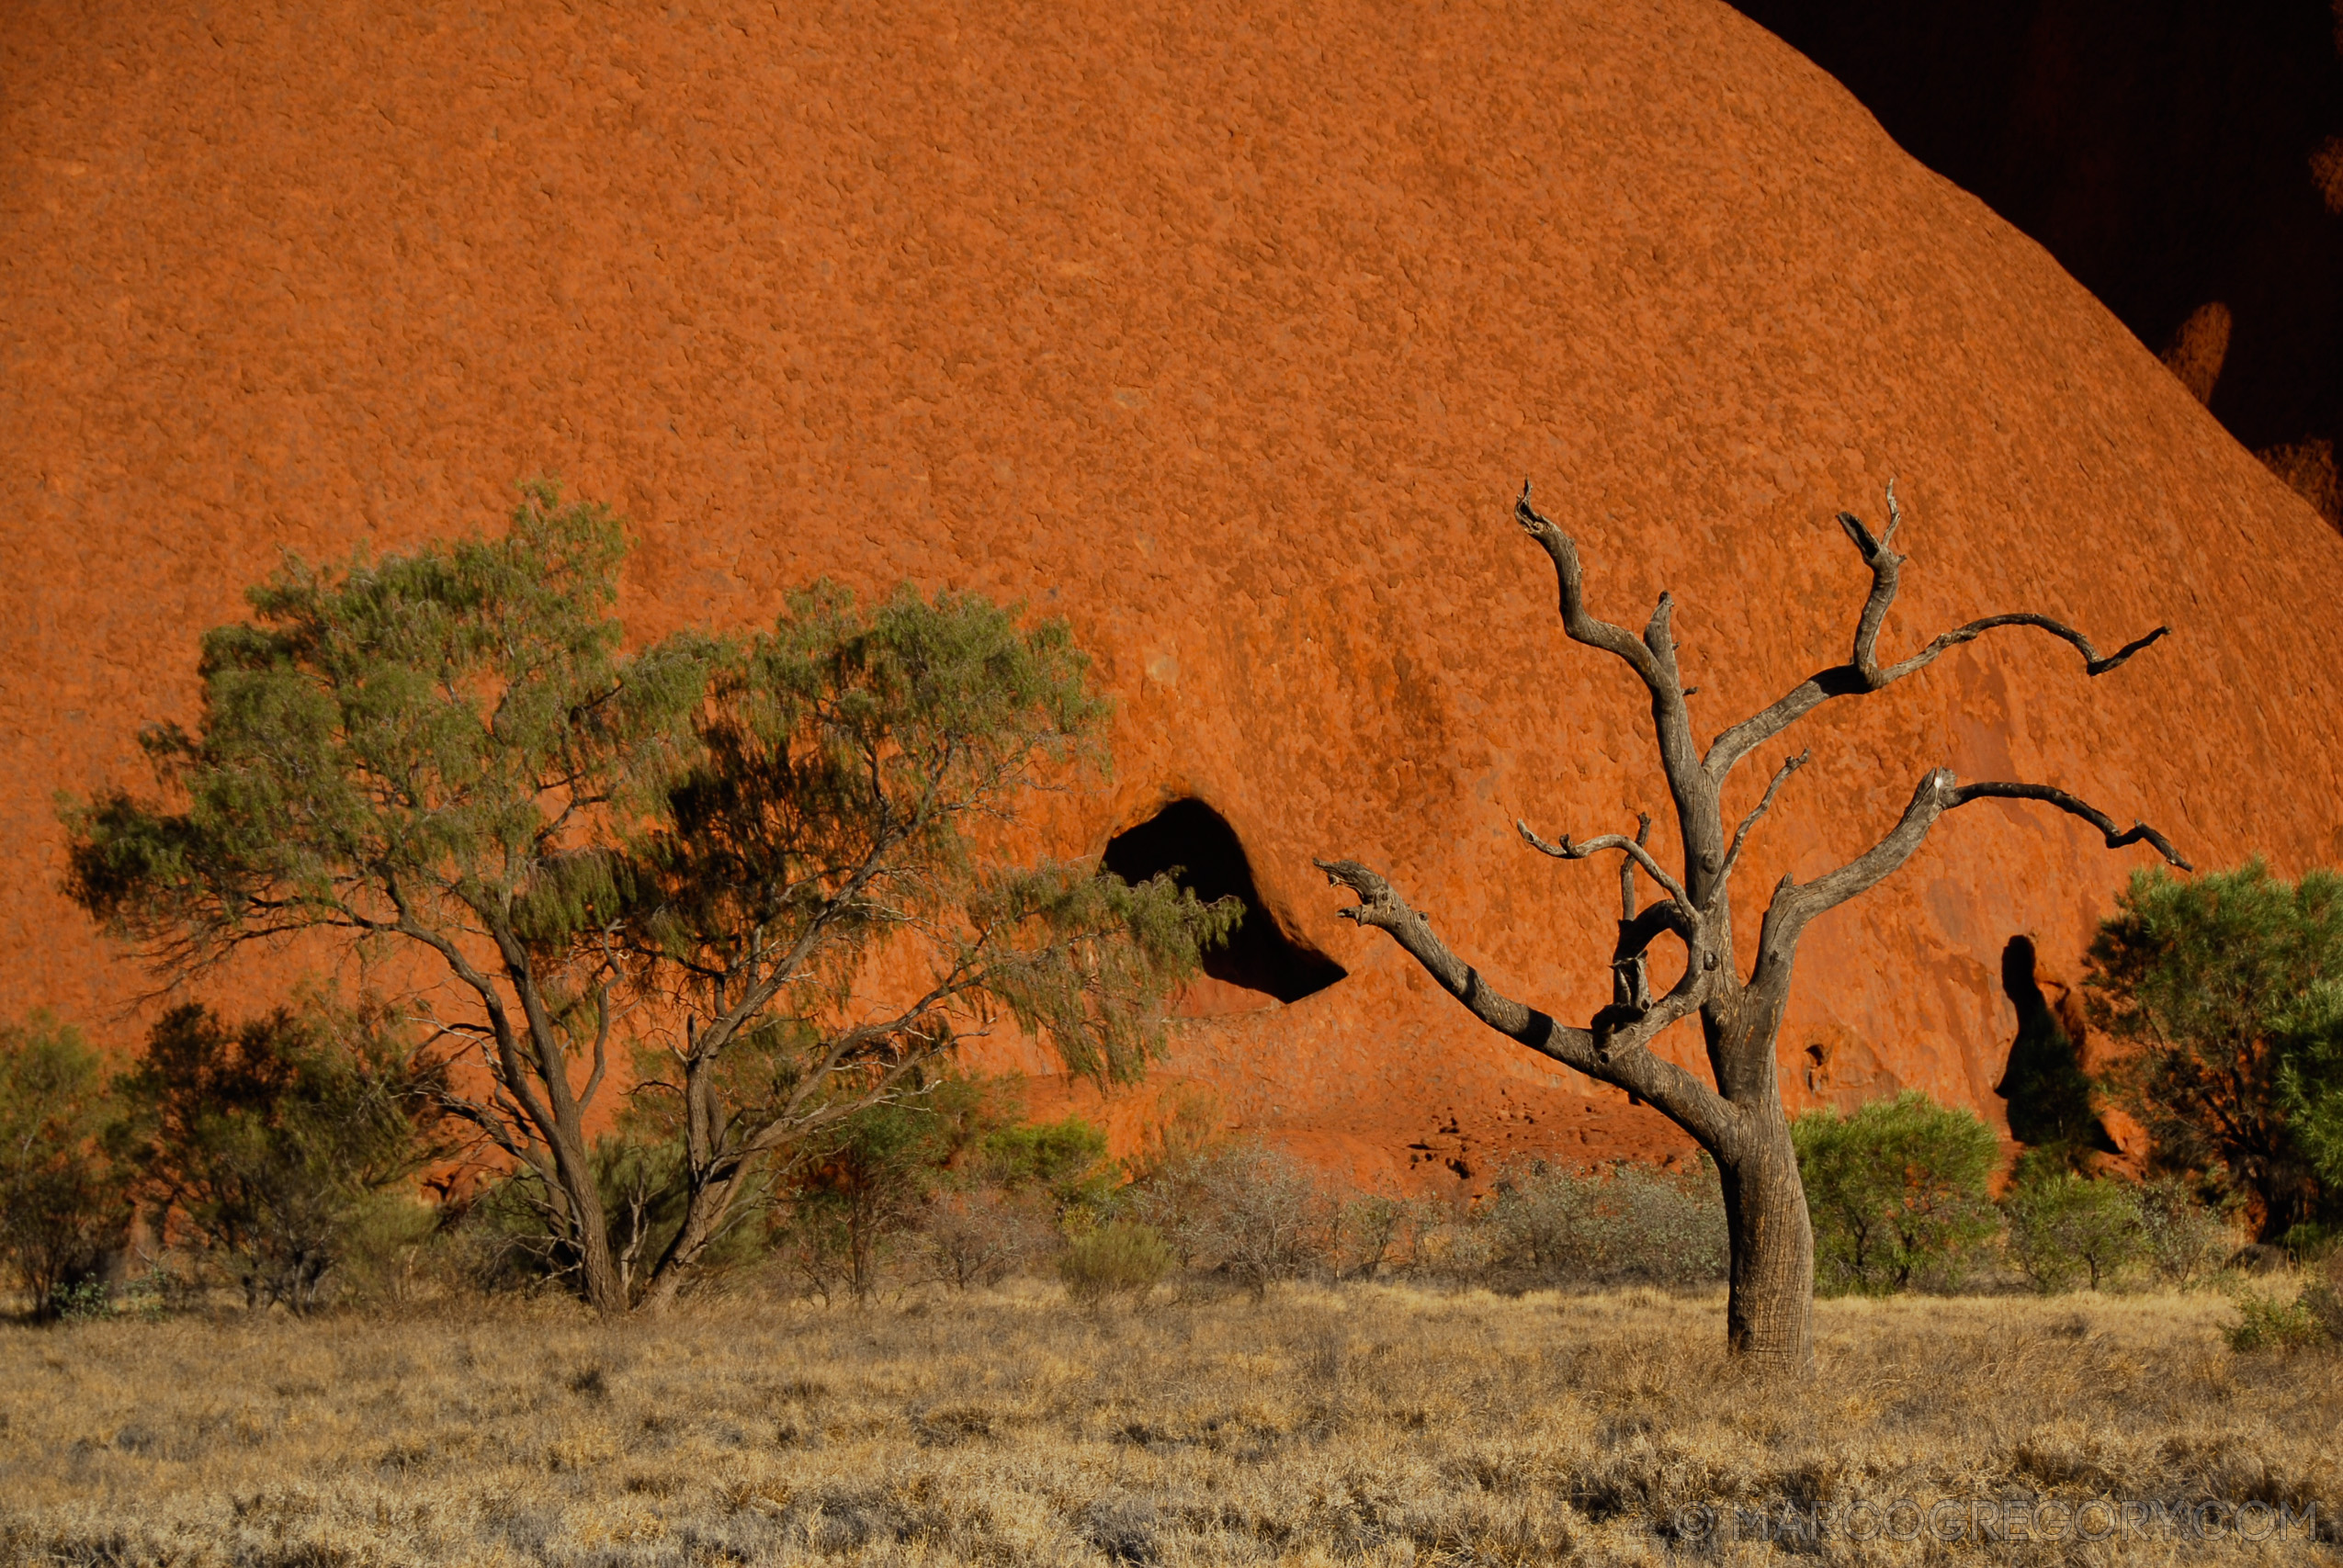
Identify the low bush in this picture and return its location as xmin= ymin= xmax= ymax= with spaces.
xmin=1059 ymin=1220 xmax=1172 ymax=1306
xmin=1794 ymin=1092 xmax=2001 ymax=1296
xmin=2133 ymin=1176 xmax=2235 ymax=1284
xmin=1472 ymin=1159 xmax=1726 ymax=1289
xmin=0 ymin=1014 xmax=125 ymax=1318
xmin=2225 ymin=1286 xmax=2332 ymax=1351
xmin=110 ymin=998 xmax=455 ymax=1314
xmin=917 ymin=1188 xmax=1054 ymax=1291
xmin=1329 ymin=1192 xmax=1425 ymax=1281
xmin=911 ymin=1111 xmax=1114 ymax=1291
xmin=2205 ymin=1232 xmax=2341 ymax=1352
xmin=1127 ymin=1141 xmax=1329 ymax=1295
xmin=2002 ymin=1167 xmax=2151 ymax=1292
xmin=1194 ymin=1144 xmax=1328 ymax=1297
xmin=978 ymin=1115 xmax=1118 ymax=1219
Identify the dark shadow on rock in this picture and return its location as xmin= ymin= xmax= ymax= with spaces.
xmin=1994 ymin=934 xmax=2118 ymax=1161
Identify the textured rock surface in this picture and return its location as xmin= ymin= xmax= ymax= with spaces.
xmin=7 ymin=0 xmax=2343 ymax=1188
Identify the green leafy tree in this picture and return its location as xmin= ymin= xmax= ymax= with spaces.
xmin=0 ymin=1016 xmax=125 ymax=1317
xmin=2275 ymin=980 xmax=2343 ymax=1208
xmin=65 ymin=488 xmax=1228 ymax=1314
xmin=617 ymin=584 xmax=1233 ymax=1309
xmin=2000 ymin=1162 xmax=2151 ymax=1292
xmin=111 ymin=999 xmax=453 ymax=1312
xmin=1793 ymin=1092 xmax=2000 ymax=1295
xmin=64 ymin=484 xmax=709 ymax=1313
xmin=2087 ymin=863 xmax=2343 ymax=1241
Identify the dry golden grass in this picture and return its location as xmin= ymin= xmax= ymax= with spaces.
xmin=1 ymin=1281 xmax=2335 ymax=1564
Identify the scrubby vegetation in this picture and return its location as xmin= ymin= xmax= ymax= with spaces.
xmin=0 ymin=1015 xmax=124 ymax=1319
xmin=1794 ymin=1093 xmax=2000 ymax=1296
xmin=2 ymin=1075 xmax=2332 ymax=1562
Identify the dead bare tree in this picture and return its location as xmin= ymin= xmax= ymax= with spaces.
xmin=1318 ymin=480 xmax=2188 ymax=1368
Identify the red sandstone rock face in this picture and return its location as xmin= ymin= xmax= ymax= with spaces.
xmin=7 ymin=0 xmax=2343 ymax=1190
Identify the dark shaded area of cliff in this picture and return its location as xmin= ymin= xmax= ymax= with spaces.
xmin=1994 ymin=936 xmax=2116 ymax=1162
xmin=1736 ymin=0 xmax=2343 ymax=524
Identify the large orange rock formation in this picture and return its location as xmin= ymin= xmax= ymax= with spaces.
xmin=7 ymin=0 xmax=2343 ymax=1188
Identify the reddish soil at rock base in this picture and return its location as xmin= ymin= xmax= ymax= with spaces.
xmin=7 ymin=0 xmax=2343 ymax=1192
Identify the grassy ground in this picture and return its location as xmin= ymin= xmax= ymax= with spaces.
xmin=0 ymin=1281 xmax=2335 ymax=1565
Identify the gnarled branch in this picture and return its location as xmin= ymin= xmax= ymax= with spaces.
xmin=1948 ymin=781 xmax=2192 ymax=871
xmin=1705 ymin=483 xmax=2169 ymax=783
xmin=1760 ymin=767 xmax=2190 ymax=976
xmin=1513 ymin=481 xmax=1669 ymax=694
xmin=1713 ymin=750 xmax=1809 ymax=897
xmin=1618 ymin=811 xmax=1654 ymax=920
xmin=1515 ymin=818 xmax=1694 ymax=914
xmin=1313 ymin=856 xmax=1737 ymax=1146
xmin=1613 ymin=813 xmax=1656 ymax=1010
xmin=1314 ymin=857 xmax=1563 ymax=1051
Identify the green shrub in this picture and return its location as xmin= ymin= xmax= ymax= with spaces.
xmin=111 ymin=999 xmax=453 ymax=1313
xmin=2132 ymin=1176 xmax=2233 ymax=1284
xmin=979 ymin=1115 xmax=1118 ymax=1218
xmin=2222 ymin=1233 xmax=2343 ymax=1349
xmin=787 ymin=1088 xmax=993 ymax=1303
xmin=905 ymin=1109 xmax=1114 ymax=1292
xmin=1794 ymin=1092 xmax=2000 ymax=1296
xmin=2226 ymin=1287 xmax=2331 ymax=1351
xmin=1059 ymin=1220 xmax=1172 ymax=1306
xmin=0 ymin=1014 xmax=127 ymax=1318
xmin=2002 ymin=1167 xmax=2150 ymax=1292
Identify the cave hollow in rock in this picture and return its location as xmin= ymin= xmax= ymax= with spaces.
xmin=1102 ymin=798 xmax=1347 ymax=1005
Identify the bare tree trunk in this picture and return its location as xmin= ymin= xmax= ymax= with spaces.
xmin=640 ymin=1172 xmax=738 ymax=1315
xmin=519 ymin=971 xmax=625 ymax=1316
xmin=436 ymin=934 xmax=631 ymax=1314
xmin=548 ymin=1132 xmax=624 ymax=1315
xmin=1319 ymin=479 xmax=2186 ymax=1369
xmin=1716 ymin=1111 xmax=1814 ymax=1365
xmin=638 ymin=1046 xmax=760 ymax=1314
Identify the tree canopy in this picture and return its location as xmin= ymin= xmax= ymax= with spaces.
xmin=2086 ymin=862 xmax=2343 ymax=1241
